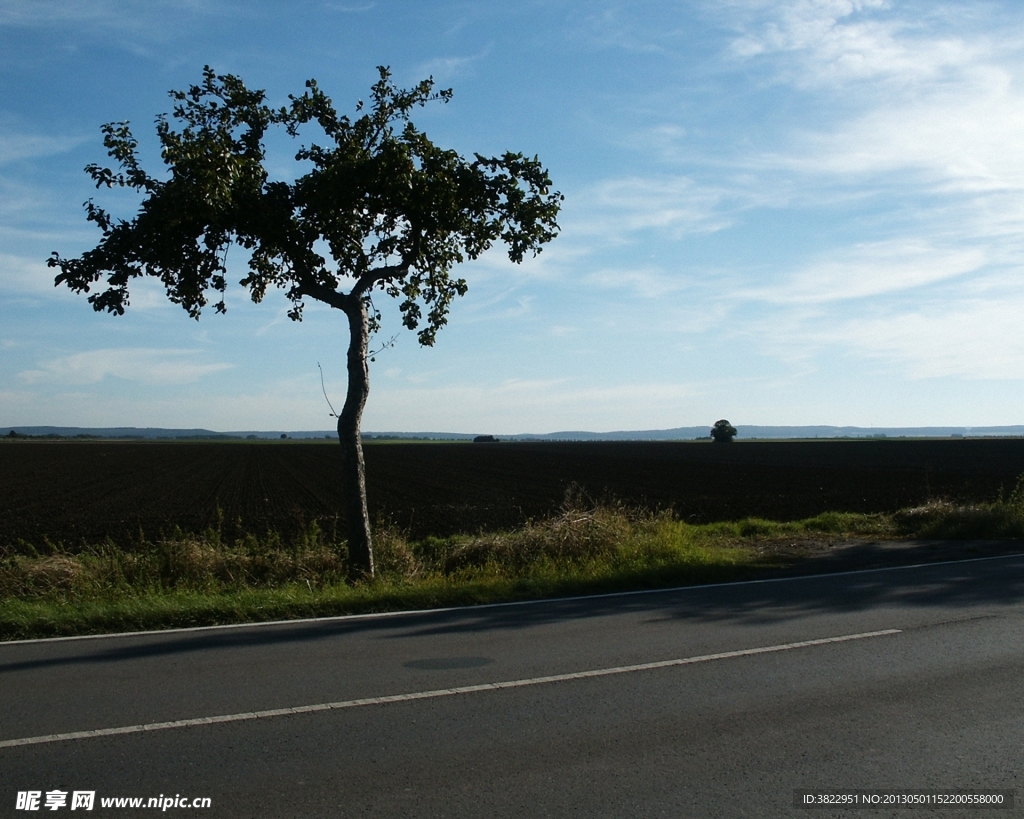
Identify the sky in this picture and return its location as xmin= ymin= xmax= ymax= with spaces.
xmin=4 ymin=0 xmax=1024 ymax=434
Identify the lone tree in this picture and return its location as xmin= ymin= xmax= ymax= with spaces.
xmin=48 ymin=66 xmax=562 ymax=580
xmin=710 ymin=419 xmax=737 ymax=443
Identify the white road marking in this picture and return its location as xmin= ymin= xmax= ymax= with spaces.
xmin=0 ymin=628 xmax=900 ymax=749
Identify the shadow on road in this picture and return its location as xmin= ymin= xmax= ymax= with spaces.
xmin=387 ymin=542 xmax=1024 ymax=636
xmin=1 ymin=542 xmax=1023 ymax=673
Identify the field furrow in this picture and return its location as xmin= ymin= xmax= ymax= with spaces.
xmin=2 ymin=438 xmax=1022 ymax=549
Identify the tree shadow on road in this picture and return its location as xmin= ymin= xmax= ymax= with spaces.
xmin=1 ymin=541 xmax=1022 ymax=674
xmin=385 ymin=541 xmax=1024 ymax=636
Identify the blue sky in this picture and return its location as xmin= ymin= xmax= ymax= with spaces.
xmin=4 ymin=0 xmax=1024 ymax=433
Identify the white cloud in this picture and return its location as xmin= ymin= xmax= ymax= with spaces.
xmin=570 ymin=175 xmax=750 ymax=240
xmin=0 ymin=254 xmax=61 ymax=297
xmin=324 ymin=2 xmax=376 ymax=11
xmin=364 ymin=377 xmax=702 ymax=433
xmin=720 ymin=1 xmax=1024 ymax=195
xmin=466 ymin=239 xmax=592 ymax=283
xmin=19 ymin=348 xmax=233 ymax=386
xmin=730 ymin=259 xmax=1024 ymax=381
xmin=414 ymin=50 xmax=489 ymax=83
xmin=585 ymin=266 xmax=692 ymax=299
xmin=0 ymin=1 xmax=121 ymax=27
xmin=0 ymin=256 xmax=207 ymax=311
xmin=706 ymin=1 xmax=1024 ymax=391
xmin=0 ymin=171 xmax=91 ymax=237
xmin=725 ymin=0 xmax=980 ymax=89
xmin=815 ymin=298 xmax=1024 ymax=379
xmin=745 ymin=239 xmax=987 ymax=303
xmin=0 ymin=131 xmax=85 ymax=165
xmin=776 ymin=67 xmax=1024 ymax=195
xmin=0 ymin=0 xmax=239 ymax=62
xmin=2 ymin=381 xmax=331 ymax=430
xmin=0 ymin=388 xmax=38 ymax=422
xmin=0 ymin=0 xmax=219 ymax=30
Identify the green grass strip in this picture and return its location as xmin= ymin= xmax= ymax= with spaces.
xmin=3 ymin=497 xmax=1020 ymax=641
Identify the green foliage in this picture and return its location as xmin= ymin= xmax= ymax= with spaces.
xmin=710 ymin=419 xmax=737 ymax=443
xmin=48 ymin=66 xmax=563 ymax=344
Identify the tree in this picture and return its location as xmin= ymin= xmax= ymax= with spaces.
xmin=710 ymin=419 xmax=737 ymax=443
xmin=48 ymin=66 xmax=562 ymax=580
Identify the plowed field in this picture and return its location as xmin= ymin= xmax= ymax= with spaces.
xmin=2 ymin=438 xmax=1023 ymax=549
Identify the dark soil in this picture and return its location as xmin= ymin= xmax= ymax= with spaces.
xmin=2 ymin=438 xmax=1024 ymax=550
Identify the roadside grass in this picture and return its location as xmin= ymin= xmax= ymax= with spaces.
xmin=1 ymin=488 xmax=1021 ymax=641
xmin=892 ymin=477 xmax=1024 ymax=539
xmin=0 ymin=498 xmax=889 ymax=641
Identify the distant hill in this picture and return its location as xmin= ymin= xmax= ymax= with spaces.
xmin=4 ymin=424 xmax=1024 ymax=441
xmin=1 ymin=426 xmax=237 ymax=440
xmin=0 ymin=426 xmax=331 ymax=440
xmin=509 ymin=425 xmax=1024 ymax=440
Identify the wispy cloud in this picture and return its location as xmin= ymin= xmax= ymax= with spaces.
xmin=771 ymin=70 xmax=1024 ymax=196
xmin=724 ymin=0 xmax=984 ymax=89
xmin=809 ymin=297 xmax=1024 ymax=379
xmin=585 ymin=266 xmax=695 ymax=299
xmin=743 ymin=239 xmax=987 ymax=303
xmin=0 ymin=388 xmax=38 ymax=423
xmin=583 ymin=3 xmax=1024 ymax=321
xmin=1 ymin=379 xmax=337 ymax=430
xmin=0 ymin=167 xmax=95 ymax=242
xmin=717 ymin=1 xmax=1024 ymax=192
xmin=0 ymin=0 xmax=220 ymax=28
xmin=414 ymin=49 xmax=489 ymax=83
xmin=19 ymin=348 xmax=233 ymax=386
xmin=366 ymin=377 xmax=702 ymax=433
xmin=568 ymin=175 xmax=765 ymax=242
xmin=580 ymin=4 xmax=676 ymax=55
xmin=0 ymin=130 xmax=85 ymax=165
xmin=0 ymin=0 xmax=240 ymax=60
xmin=0 ymin=253 xmax=66 ymax=298
xmin=324 ymin=2 xmax=375 ymax=12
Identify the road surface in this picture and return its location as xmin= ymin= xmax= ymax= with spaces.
xmin=2 ymin=553 xmax=1023 ymax=817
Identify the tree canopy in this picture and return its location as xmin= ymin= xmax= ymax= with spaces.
xmin=49 ymin=66 xmax=563 ymax=578
xmin=710 ymin=419 xmax=737 ymax=443
xmin=50 ymin=66 xmax=561 ymax=337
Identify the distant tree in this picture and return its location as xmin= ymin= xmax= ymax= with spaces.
xmin=48 ymin=66 xmax=562 ymax=580
xmin=710 ymin=419 xmax=737 ymax=443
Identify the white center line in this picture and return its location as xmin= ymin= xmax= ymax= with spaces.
xmin=0 ymin=628 xmax=901 ymax=749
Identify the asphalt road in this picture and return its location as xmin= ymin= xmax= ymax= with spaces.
xmin=2 ymin=553 xmax=1023 ymax=818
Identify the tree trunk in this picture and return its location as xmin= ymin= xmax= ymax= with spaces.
xmin=339 ymin=297 xmax=374 ymax=581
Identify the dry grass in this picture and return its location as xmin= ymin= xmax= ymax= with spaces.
xmin=0 ymin=493 xmax=898 ymax=604
xmin=2 ymin=486 xmax=1020 ymax=640
xmin=889 ymin=475 xmax=1024 ymax=540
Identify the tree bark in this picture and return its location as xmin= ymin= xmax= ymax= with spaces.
xmin=339 ymin=296 xmax=374 ymax=581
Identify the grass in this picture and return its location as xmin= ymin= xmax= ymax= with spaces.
xmin=892 ymin=480 xmax=1024 ymax=539
xmin=2 ymin=487 xmax=1023 ymax=641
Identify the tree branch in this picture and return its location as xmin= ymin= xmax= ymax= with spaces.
xmin=295 ymin=273 xmax=349 ymax=310
xmin=350 ymin=226 xmax=422 ymax=299
xmin=351 ymin=263 xmax=409 ymax=299
xmin=298 ymin=262 xmax=409 ymax=312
